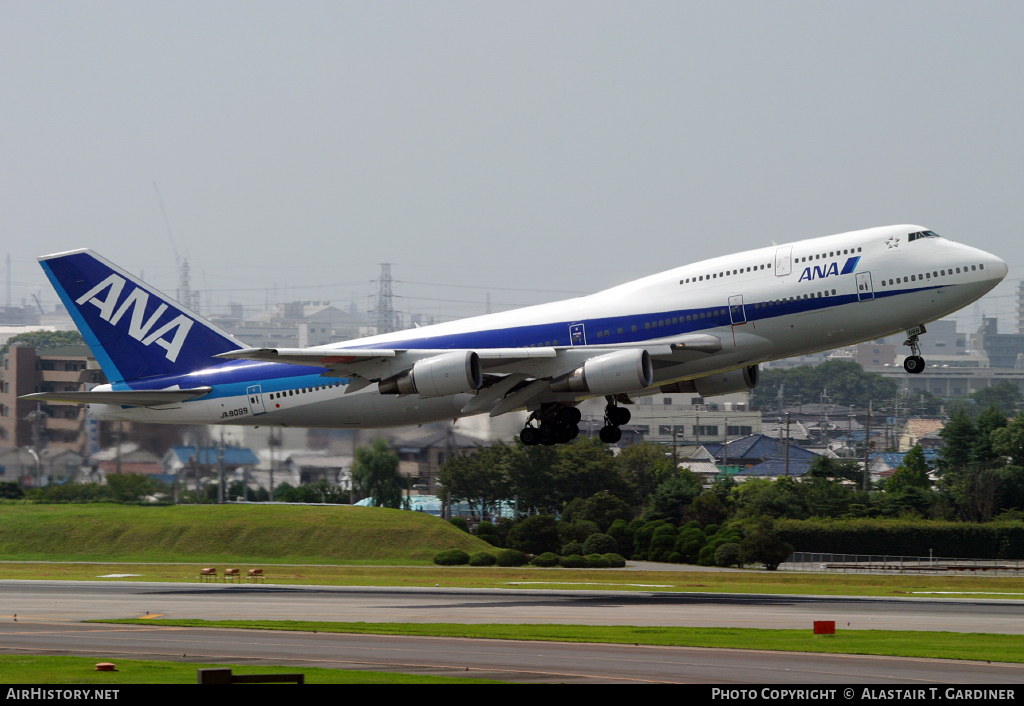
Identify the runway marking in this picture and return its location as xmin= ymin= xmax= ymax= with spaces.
xmin=138 ymin=613 xmax=165 ymax=619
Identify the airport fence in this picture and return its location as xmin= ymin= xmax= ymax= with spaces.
xmin=781 ymin=551 xmax=1024 ymax=576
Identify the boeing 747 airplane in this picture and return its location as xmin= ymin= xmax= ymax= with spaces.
xmin=24 ymin=225 xmax=1007 ymax=445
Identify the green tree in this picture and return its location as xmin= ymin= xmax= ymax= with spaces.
xmin=615 ymin=442 xmax=676 ymax=503
xmin=739 ymin=517 xmax=793 ymax=571
xmin=437 ymin=444 xmax=511 ymax=518
xmin=752 ymin=360 xmax=898 ymax=410
xmin=970 ymin=382 xmax=1023 ymax=418
xmin=505 ymin=442 xmax=560 ymax=514
xmin=550 ymin=437 xmax=628 ymax=507
xmin=1 ymin=330 xmax=84 ymax=357
xmin=886 ymin=444 xmax=932 ymax=494
xmin=643 ymin=471 xmax=703 ymax=524
xmin=733 ymin=477 xmax=806 ymax=519
xmin=937 ymin=407 xmax=975 ymax=475
xmin=561 ymin=492 xmax=634 ymax=531
xmin=973 ymin=406 xmax=1009 ymax=468
xmin=351 ymin=438 xmax=404 ymax=508
xmin=505 ymin=514 xmax=560 ymax=555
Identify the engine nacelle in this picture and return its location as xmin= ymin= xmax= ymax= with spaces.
xmin=660 ymin=364 xmax=759 ymax=398
xmin=378 ymin=351 xmax=483 ymax=397
xmin=550 ymin=349 xmax=654 ymax=396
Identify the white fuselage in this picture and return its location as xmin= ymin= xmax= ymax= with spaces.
xmin=88 ymin=225 xmax=1006 ymax=428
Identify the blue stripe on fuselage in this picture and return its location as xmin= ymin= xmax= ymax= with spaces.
xmin=134 ymin=282 xmax=944 ymax=401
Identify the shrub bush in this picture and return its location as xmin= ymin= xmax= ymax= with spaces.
xmin=507 ymin=515 xmax=561 ymax=555
xmin=559 ymin=554 xmax=586 ymax=568
xmin=531 ymin=552 xmax=560 ymax=567
xmin=561 ymin=541 xmax=584 ymax=556
xmin=559 ymin=520 xmax=600 ymax=545
xmin=582 ymin=532 xmax=618 ymax=556
xmin=714 ymin=543 xmax=741 ymax=568
xmin=648 ymin=524 xmax=679 ymax=562
xmin=434 ymin=549 xmax=470 ymax=566
xmin=449 ymin=517 xmax=470 ymax=533
xmin=607 ymin=519 xmax=635 ymax=558
xmin=495 ymin=549 xmax=529 ymax=567
xmin=475 ymin=520 xmax=501 ymax=547
xmin=603 ymin=553 xmax=627 ymax=568
xmin=469 ymin=551 xmax=497 ymax=566
xmin=584 ymin=554 xmax=612 ymax=568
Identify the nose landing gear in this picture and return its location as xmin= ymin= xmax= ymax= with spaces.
xmin=903 ymin=325 xmax=927 ymax=374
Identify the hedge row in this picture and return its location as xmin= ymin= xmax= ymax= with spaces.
xmin=776 ymin=519 xmax=1024 ymax=560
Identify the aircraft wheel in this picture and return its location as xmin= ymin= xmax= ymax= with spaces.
xmin=539 ymin=423 xmax=558 ymax=445
xmin=520 ymin=427 xmax=540 ymax=446
xmin=599 ymin=425 xmax=622 ymax=444
xmin=903 ymin=356 xmax=926 ymax=374
xmin=556 ymin=424 xmax=574 ymax=444
xmin=559 ymin=406 xmax=582 ymax=425
xmin=608 ymin=407 xmax=631 ymax=426
xmin=568 ymin=424 xmax=580 ymax=440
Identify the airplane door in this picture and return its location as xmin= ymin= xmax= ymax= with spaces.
xmin=856 ymin=272 xmax=875 ymax=301
xmin=569 ymin=323 xmax=586 ymax=346
xmin=728 ymin=295 xmax=747 ymax=325
xmin=775 ymin=246 xmax=793 ymax=277
xmin=246 ymin=385 xmax=267 ymax=416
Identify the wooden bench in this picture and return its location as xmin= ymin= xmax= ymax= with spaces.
xmin=247 ymin=568 xmax=265 ymax=583
xmin=199 ymin=568 xmax=217 ymax=582
xmin=223 ymin=568 xmax=241 ymax=583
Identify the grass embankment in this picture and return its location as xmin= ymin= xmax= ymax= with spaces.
xmin=0 ymin=655 xmax=504 ymax=684
xmin=5 ymin=561 xmax=1024 ymax=597
xmin=0 ymin=503 xmax=491 ymax=564
xmin=96 ymin=620 xmax=1024 ymax=665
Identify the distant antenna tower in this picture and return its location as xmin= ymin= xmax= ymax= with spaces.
xmin=374 ymin=264 xmax=399 ymax=334
xmin=180 ymin=258 xmax=201 ymax=314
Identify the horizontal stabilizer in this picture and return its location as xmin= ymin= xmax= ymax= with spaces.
xmin=20 ymin=387 xmax=212 ymax=407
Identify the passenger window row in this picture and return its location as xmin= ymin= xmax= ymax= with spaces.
xmin=794 ymin=247 xmax=861 ymax=264
xmin=755 ymin=290 xmax=838 ymax=308
xmin=880 ymin=264 xmax=984 ymax=287
xmin=269 ymin=382 xmax=342 ymax=400
xmin=680 ymin=263 xmax=772 ymax=285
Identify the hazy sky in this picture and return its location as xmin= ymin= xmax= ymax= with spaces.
xmin=2 ymin=1 xmax=1022 ymax=333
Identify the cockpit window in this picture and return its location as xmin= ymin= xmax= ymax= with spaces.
xmin=908 ymin=230 xmax=941 ymax=242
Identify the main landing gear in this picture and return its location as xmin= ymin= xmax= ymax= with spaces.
xmin=520 ymin=404 xmax=582 ymax=446
xmin=903 ymin=326 xmax=927 ymax=374
xmin=519 ymin=398 xmax=632 ymax=446
xmin=599 ymin=397 xmax=630 ymax=444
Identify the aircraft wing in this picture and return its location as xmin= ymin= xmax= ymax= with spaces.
xmin=214 ymin=346 xmax=557 ymax=374
xmin=20 ymin=387 xmax=213 ymax=407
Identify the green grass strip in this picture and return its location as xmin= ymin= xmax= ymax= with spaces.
xmin=96 ymin=619 xmax=1024 ymax=664
xmin=0 ymin=654 xmax=505 ymax=684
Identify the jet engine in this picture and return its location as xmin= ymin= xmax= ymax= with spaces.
xmin=550 ymin=349 xmax=654 ymax=396
xmin=660 ymin=364 xmax=759 ymax=397
xmin=378 ymin=351 xmax=483 ymax=397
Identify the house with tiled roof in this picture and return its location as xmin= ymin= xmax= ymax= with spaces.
xmin=899 ymin=418 xmax=945 ymax=452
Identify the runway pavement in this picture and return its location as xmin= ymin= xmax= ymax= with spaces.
xmin=3 ymin=620 xmax=1023 ymax=684
xmin=3 ymin=580 xmax=1024 ymax=632
xmin=2 ymin=580 xmax=1023 ymax=683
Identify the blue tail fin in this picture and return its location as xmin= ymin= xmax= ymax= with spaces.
xmin=39 ymin=249 xmax=245 ymax=383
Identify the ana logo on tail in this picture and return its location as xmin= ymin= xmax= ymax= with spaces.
xmin=75 ymin=274 xmax=193 ymax=362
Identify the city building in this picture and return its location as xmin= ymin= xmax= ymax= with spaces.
xmin=0 ymin=344 xmax=105 ymax=454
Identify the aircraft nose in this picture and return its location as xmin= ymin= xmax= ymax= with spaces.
xmin=989 ymin=254 xmax=1008 ymax=281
